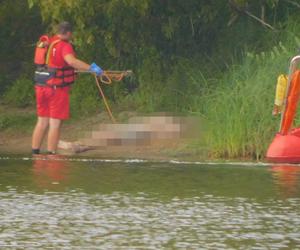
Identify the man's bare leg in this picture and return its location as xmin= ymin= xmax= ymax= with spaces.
xmin=32 ymin=117 xmax=49 ymax=154
xmin=47 ymin=118 xmax=62 ymax=153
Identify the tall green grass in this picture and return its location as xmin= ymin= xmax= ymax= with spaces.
xmin=2 ymin=77 xmax=34 ymax=107
xmin=123 ymin=29 xmax=300 ymax=160
xmin=190 ymin=41 xmax=300 ymax=159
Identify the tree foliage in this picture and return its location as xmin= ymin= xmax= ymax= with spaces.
xmin=24 ymin=0 xmax=297 ymax=70
xmin=1 ymin=0 xmax=299 ymax=103
xmin=27 ymin=1 xmax=229 ymax=64
xmin=0 ymin=0 xmax=43 ymax=93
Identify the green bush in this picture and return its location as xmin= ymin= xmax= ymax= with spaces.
xmin=0 ymin=113 xmax=35 ymax=131
xmin=3 ymin=77 xmax=34 ymax=107
xmin=0 ymin=74 xmax=10 ymax=96
xmin=70 ymin=75 xmax=103 ymax=117
xmin=191 ymin=40 xmax=298 ymax=159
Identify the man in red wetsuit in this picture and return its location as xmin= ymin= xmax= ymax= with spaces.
xmin=32 ymin=21 xmax=102 ymax=155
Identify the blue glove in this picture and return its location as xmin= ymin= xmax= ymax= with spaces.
xmin=89 ymin=62 xmax=103 ymax=76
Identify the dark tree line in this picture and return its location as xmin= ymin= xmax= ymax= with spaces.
xmin=0 ymin=0 xmax=298 ymax=96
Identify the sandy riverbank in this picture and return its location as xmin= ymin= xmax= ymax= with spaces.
xmin=0 ymin=110 xmax=203 ymax=161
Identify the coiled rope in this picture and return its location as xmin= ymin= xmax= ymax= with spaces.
xmin=88 ymin=70 xmax=132 ymax=123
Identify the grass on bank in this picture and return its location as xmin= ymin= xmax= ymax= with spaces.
xmin=120 ymin=36 xmax=299 ymax=160
xmin=0 ymin=109 xmax=35 ymax=132
xmin=0 ymin=43 xmax=294 ymax=160
xmin=2 ymin=25 xmax=300 ymax=160
xmin=200 ymin=35 xmax=300 ymax=160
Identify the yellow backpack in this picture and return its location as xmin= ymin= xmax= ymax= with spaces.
xmin=273 ymin=74 xmax=288 ymax=116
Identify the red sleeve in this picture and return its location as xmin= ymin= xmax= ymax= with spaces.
xmin=62 ymin=43 xmax=75 ymax=58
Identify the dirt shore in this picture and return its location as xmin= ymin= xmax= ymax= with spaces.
xmin=0 ymin=111 xmax=202 ymax=161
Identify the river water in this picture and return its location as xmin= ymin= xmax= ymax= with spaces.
xmin=0 ymin=156 xmax=300 ymax=249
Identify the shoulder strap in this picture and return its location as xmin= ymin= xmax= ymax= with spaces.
xmin=45 ymin=39 xmax=61 ymax=65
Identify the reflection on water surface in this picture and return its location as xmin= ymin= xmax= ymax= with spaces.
xmin=0 ymin=156 xmax=299 ymax=249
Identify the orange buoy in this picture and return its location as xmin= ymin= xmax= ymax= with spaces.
xmin=267 ymin=56 xmax=300 ymax=163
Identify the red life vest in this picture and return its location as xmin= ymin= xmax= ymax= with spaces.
xmin=34 ymin=35 xmax=75 ymax=88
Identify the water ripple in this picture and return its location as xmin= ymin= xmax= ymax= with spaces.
xmin=0 ymin=190 xmax=299 ymax=249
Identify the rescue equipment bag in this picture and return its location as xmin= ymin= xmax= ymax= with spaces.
xmin=34 ymin=35 xmax=75 ymax=88
xmin=272 ymin=74 xmax=288 ymax=116
xmin=34 ymin=35 xmax=50 ymax=65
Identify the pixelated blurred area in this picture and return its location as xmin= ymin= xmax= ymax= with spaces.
xmin=58 ymin=115 xmax=201 ymax=154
